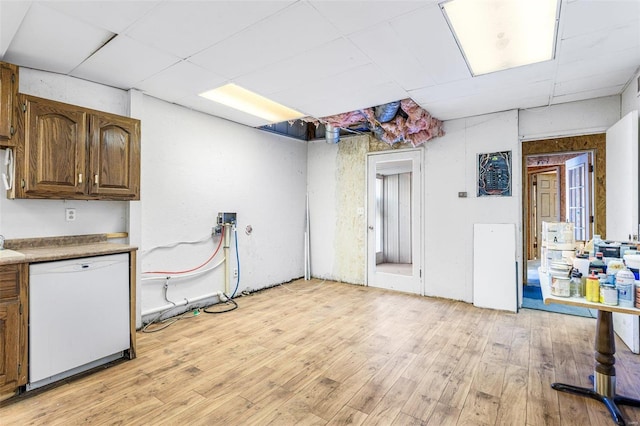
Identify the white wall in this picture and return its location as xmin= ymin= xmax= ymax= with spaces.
xmin=0 ymin=67 xmax=308 ymax=325
xmin=139 ymin=97 xmax=308 ymax=316
xmin=621 ymin=70 xmax=639 ymax=116
xmin=425 ymin=110 xmax=521 ymax=302
xmin=519 ymin=96 xmax=621 ymax=141
xmin=0 ymin=68 xmax=129 ymax=238
xmin=307 ymin=140 xmax=338 ymax=280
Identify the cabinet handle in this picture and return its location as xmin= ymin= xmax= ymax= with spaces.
xmin=94 ymin=174 xmax=99 ymax=185
xmin=78 ymin=173 xmax=83 ymax=184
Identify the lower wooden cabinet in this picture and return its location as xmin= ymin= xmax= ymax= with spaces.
xmin=0 ymin=263 xmax=27 ymax=400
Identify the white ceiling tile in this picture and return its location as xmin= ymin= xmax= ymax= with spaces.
xmin=270 ymin=63 xmax=391 ymax=109
xmin=409 ymin=80 xmax=475 ymax=104
xmin=42 ymin=1 xmax=160 ymax=34
xmin=409 ymin=61 xmax=556 ymax=105
xmin=471 ymin=61 xmax=558 ymax=88
xmin=189 ymin=2 xmax=339 ymax=78
xmin=70 ymin=35 xmax=180 ymax=89
xmin=417 ymin=80 xmax=552 ymax=120
xmin=559 ymin=24 xmax=640 ymax=64
xmin=283 ymin=65 xmax=408 ymax=118
xmin=0 ymin=0 xmax=31 ymax=58
xmin=3 ymin=3 xmax=115 ymax=74
xmin=348 ymin=23 xmax=436 ymax=91
xmin=125 ymin=1 xmax=295 ymax=59
xmin=554 ymin=69 xmax=634 ymax=96
xmin=136 ymin=61 xmax=228 ymax=103
xmin=234 ymin=38 xmax=371 ymax=96
xmin=297 ymin=80 xmax=408 ymax=119
xmin=562 ymin=0 xmax=639 ymax=39
xmin=309 ymin=0 xmax=429 ymax=35
xmin=425 ymin=94 xmax=550 ymax=121
xmin=389 ymin=4 xmax=470 ymax=84
xmin=556 ymin=47 xmax=640 ymax=82
xmin=551 ymin=85 xmax=627 ymax=105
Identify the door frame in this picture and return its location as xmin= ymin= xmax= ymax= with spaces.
xmin=527 ymin=166 xmax=560 ymax=260
xmin=521 ymin=134 xmax=606 ymax=284
xmin=366 ymin=148 xmax=423 ymax=295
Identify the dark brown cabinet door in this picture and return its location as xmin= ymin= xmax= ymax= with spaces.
xmin=0 ymin=264 xmax=27 ymax=400
xmin=89 ymin=113 xmax=140 ymax=199
xmin=0 ymin=62 xmax=18 ymax=145
xmin=22 ymin=96 xmax=87 ymax=197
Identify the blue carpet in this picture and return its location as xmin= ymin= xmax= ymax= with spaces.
xmin=523 ymin=285 xmax=542 ymax=300
xmin=522 ymin=296 xmax=597 ymax=318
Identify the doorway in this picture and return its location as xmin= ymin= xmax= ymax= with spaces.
xmin=366 ymin=149 xmax=422 ymax=295
xmin=528 ymin=168 xmax=560 ymax=260
xmin=521 ymin=134 xmax=606 ymax=289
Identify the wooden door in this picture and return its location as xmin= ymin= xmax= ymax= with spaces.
xmin=89 ymin=113 xmax=140 ymax=199
xmin=536 ymin=172 xmax=559 ymax=257
xmin=21 ymin=95 xmax=87 ymax=197
xmin=0 ymin=302 xmax=19 ymax=394
xmin=0 ymin=263 xmax=26 ymax=399
xmin=0 ymin=62 xmax=17 ymax=144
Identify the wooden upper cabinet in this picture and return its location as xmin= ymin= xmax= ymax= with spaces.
xmin=22 ymin=96 xmax=87 ymax=197
xmin=13 ymin=94 xmax=140 ymax=200
xmin=0 ymin=62 xmax=18 ymax=146
xmin=89 ymin=113 xmax=140 ymax=199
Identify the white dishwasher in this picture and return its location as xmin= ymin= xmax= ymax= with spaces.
xmin=28 ymin=253 xmax=130 ymax=390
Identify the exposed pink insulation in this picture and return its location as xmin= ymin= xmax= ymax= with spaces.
xmin=316 ymin=98 xmax=444 ymax=146
xmin=322 ymin=109 xmax=372 ymax=128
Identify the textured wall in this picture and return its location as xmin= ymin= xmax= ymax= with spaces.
xmin=334 ymin=135 xmax=368 ymax=284
xmin=0 ymin=67 xmax=129 ymax=239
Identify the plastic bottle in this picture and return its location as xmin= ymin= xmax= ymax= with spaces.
xmin=589 ymin=252 xmax=606 ymax=275
xmin=615 ymin=269 xmax=635 ymax=308
xmin=570 ymin=269 xmax=583 ymax=298
xmin=586 ymin=273 xmax=600 ymax=303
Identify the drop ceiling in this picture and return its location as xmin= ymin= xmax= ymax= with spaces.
xmin=1 ymin=0 xmax=638 ymax=128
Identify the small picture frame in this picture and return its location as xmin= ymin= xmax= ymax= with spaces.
xmin=478 ymin=151 xmax=512 ymax=197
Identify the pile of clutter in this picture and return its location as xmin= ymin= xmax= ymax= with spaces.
xmin=541 ymin=222 xmax=639 ymax=308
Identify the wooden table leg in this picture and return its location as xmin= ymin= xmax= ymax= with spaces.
xmin=551 ymin=311 xmax=640 ymax=426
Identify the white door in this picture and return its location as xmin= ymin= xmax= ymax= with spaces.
xmin=606 ymin=110 xmax=639 ymax=354
xmin=565 ymin=153 xmax=592 ymax=243
xmin=367 ymin=149 xmax=422 ymax=295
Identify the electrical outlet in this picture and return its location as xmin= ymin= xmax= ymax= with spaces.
xmin=65 ymin=208 xmax=76 ymax=222
xmin=233 ymin=268 xmax=238 ymax=278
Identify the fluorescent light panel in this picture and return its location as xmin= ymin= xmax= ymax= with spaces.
xmin=441 ymin=0 xmax=560 ymax=76
xmin=199 ymin=83 xmax=304 ymax=123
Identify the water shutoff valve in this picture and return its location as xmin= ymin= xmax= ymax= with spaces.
xmin=217 ymin=212 xmax=237 ymax=226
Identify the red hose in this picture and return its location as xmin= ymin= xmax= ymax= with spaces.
xmin=143 ymin=227 xmax=224 ymax=275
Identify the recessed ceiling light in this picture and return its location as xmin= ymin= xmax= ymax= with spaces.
xmin=199 ymin=83 xmax=304 ymax=123
xmin=440 ymin=0 xmax=560 ymax=76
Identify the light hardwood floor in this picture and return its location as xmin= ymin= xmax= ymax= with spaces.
xmin=2 ymin=279 xmax=640 ymax=425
